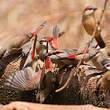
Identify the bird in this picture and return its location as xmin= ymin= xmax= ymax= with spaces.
xmin=45 ymin=48 xmax=92 ymax=68
xmin=4 ymin=32 xmax=56 ymax=103
xmin=4 ymin=32 xmax=54 ymax=100
xmin=4 ymin=33 xmax=43 ymax=91
xmin=96 ymin=70 xmax=110 ymax=107
xmin=89 ymin=47 xmax=110 ymax=72
xmin=0 ymin=21 xmax=47 ymax=59
xmin=38 ymin=37 xmax=57 ymax=61
xmin=20 ymin=36 xmax=41 ymax=69
xmin=79 ymin=39 xmax=110 ymax=72
xmin=82 ymin=6 xmax=106 ymax=48
xmin=38 ymin=25 xmax=64 ymax=61
xmin=36 ymin=71 xmax=56 ymax=103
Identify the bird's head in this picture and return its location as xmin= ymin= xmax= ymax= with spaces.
xmin=83 ymin=6 xmax=97 ymax=16
xmin=39 ymin=37 xmax=49 ymax=47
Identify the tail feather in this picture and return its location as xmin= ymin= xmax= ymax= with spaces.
xmin=52 ymin=25 xmax=60 ymax=49
xmin=95 ymin=35 xmax=105 ymax=48
xmin=32 ymin=21 xmax=47 ymax=39
xmin=53 ymin=25 xmax=59 ymax=38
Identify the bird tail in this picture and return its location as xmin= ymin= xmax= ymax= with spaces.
xmin=95 ymin=34 xmax=105 ymax=48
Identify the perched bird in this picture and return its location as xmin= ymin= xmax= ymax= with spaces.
xmin=82 ymin=6 xmax=105 ymax=48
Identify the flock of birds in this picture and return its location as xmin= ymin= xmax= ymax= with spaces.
xmin=0 ymin=6 xmax=110 ymax=103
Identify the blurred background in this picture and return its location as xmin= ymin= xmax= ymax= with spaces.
xmin=0 ymin=0 xmax=110 ymax=49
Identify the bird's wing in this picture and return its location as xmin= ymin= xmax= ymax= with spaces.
xmin=48 ymin=49 xmax=78 ymax=60
xmin=4 ymin=67 xmax=42 ymax=91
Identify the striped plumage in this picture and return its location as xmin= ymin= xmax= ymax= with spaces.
xmin=45 ymin=49 xmax=91 ymax=68
xmin=4 ymin=60 xmax=42 ymax=91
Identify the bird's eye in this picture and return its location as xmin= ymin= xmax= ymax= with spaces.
xmin=39 ymin=40 xmax=42 ymax=44
xmin=106 ymin=64 xmax=110 ymax=67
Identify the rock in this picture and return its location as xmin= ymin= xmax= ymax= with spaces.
xmin=0 ymin=101 xmax=109 ymax=110
xmin=0 ymin=104 xmax=3 ymax=109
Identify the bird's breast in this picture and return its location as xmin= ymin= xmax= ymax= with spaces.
xmin=82 ymin=15 xmax=96 ymax=35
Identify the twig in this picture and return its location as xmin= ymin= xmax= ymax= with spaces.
xmin=99 ymin=0 xmax=109 ymax=24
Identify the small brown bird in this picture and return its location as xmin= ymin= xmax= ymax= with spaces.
xmin=82 ymin=6 xmax=105 ymax=48
xmin=96 ymin=71 xmax=110 ymax=107
xmin=78 ymin=40 xmax=110 ymax=72
xmin=90 ymin=48 xmax=110 ymax=72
